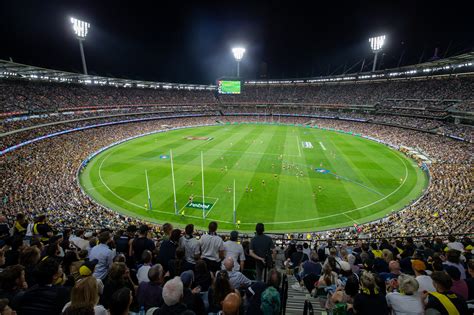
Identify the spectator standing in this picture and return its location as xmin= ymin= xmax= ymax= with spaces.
xmin=179 ymin=224 xmax=200 ymax=267
xmin=130 ymin=225 xmax=155 ymax=265
xmin=88 ymin=231 xmax=115 ymax=280
xmin=249 ymin=223 xmax=275 ymax=281
xmin=222 ymin=231 xmax=245 ymax=271
xmin=199 ymin=222 xmax=224 ymax=273
xmin=353 ymin=271 xmax=389 ymax=315
xmin=158 ymin=229 xmax=181 ymax=273
xmin=136 ymin=250 xmax=153 ymax=283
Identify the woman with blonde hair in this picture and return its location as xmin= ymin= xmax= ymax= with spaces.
xmin=352 ymin=271 xmax=389 ymax=315
xmin=62 ymin=276 xmax=107 ymax=315
xmin=386 ymin=274 xmax=424 ymax=315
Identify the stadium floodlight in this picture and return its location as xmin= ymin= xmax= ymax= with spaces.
xmin=369 ymin=35 xmax=386 ymax=72
xmin=232 ymin=47 xmax=246 ymax=77
xmin=70 ymin=17 xmax=91 ymax=75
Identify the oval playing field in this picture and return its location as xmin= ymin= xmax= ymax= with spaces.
xmin=79 ymin=123 xmax=428 ymax=232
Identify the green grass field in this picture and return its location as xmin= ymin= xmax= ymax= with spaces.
xmin=79 ymin=123 xmax=428 ymax=232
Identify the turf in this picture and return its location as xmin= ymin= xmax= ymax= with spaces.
xmin=79 ymin=123 xmax=428 ymax=232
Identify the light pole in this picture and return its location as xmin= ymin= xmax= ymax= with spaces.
xmin=369 ymin=35 xmax=386 ymax=72
xmin=232 ymin=47 xmax=245 ymax=77
xmin=70 ymin=17 xmax=90 ymax=75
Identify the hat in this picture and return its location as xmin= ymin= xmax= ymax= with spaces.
xmin=339 ymin=261 xmax=351 ymax=272
xmin=180 ymin=270 xmax=194 ymax=287
xmin=79 ymin=259 xmax=98 ymax=276
xmin=411 ymin=259 xmax=426 ymax=271
xmin=230 ymin=231 xmax=239 ymax=241
xmin=84 ymin=231 xmax=93 ymax=238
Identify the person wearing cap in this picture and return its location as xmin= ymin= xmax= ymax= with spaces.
xmin=424 ymin=271 xmax=469 ymax=315
xmin=412 ymin=259 xmax=435 ymax=294
xmin=222 ymin=231 xmax=245 ymax=272
xmin=180 ymin=270 xmax=205 ymax=315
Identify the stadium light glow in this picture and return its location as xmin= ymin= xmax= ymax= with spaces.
xmin=232 ymin=47 xmax=246 ymax=77
xmin=70 ymin=17 xmax=90 ymax=75
xmin=369 ymin=35 xmax=386 ymax=72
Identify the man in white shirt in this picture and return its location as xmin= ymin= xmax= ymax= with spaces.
xmin=222 ymin=231 xmax=245 ymax=271
xmin=200 ymin=221 xmax=225 ymax=273
xmin=179 ymin=224 xmax=200 ymax=266
xmin=412 ymin=260 xmax=436 ymax=293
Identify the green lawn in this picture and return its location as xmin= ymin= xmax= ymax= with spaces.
xmin=79 ymin=123 xmax=428 ymax=232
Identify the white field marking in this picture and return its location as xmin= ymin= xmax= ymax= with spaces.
xmin=204 ymin=198 xmax=219 ymax=218
xmin=296 ymin=136 xmax=302 ymax=157
xmin=319 ymin=142 xmax=327 ymax=151
xmin=343 ymin=213 xmax=360 ymax=225
xmin=99 ymin=153 xmax=148 ymax=210
xmin=96 ymin=130 xmax=410 ymax=227
xmin=174 ymin=196 xmax=219 ymax=215
xmin=145 ymin=169 xmax=151 ymax=201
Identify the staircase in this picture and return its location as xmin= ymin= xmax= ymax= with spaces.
xmin=285 ymin=274 xmax=326 ymax=315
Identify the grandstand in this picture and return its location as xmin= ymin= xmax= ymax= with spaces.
xmin=1 ymin=51 xmax=473 ymax=314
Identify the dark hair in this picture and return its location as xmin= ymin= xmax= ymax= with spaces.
xmin=185 ymin=224 xmax=194 ymax=235
xmin=108 ymin=287 xmax=132 ymax=315
xmin=62 ymin=251 xmax=79 ymax=276
xmin=344 ymin=274 xmax=359 ymax=297
xmin=431 ymin=271 xmax=452 ymax=290
xmin=16 ymin=213 xmax=25 ymax=221
xmin=208 ymin=221 xmax=218 ymax=233
xmin=35 ymin=257 xmax=60 ymax=285
xmin=142 ymin=250 xmax=152 ymax=264
xmin=170 ymin=229 xmax=182 ymax=243
xmin=0 ymin=264 xmax=24 ymax=291
xmin=446 ymin=249 xmax=461 ymax=264
xmin=445 ymin=266 xmax=461 ymax=281
xmin=195 ymin=260 xmax=208 ymax=274
xmin=448 ymin=235 xmax=456 ymax=242
xmin=139 ymin=225 xmax=149 ymax=235
xmin=256 ymin=223 xmax=264 ymax=235
xmin=171 ymin=248 xmax=186 ymax=276
xmin=213 ymin=271 xmax=232 ymax=306
xmin=98 ymin=231 xmax=110 ymax=244
xmin=267 ymin=269 xmax=281 ymax=289
xmin=19 ymin=246 xmax=41 ymax=266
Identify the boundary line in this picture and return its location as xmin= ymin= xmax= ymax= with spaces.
xmin=296 ymin=136 xmax=302 ymax=157
xmin=319 ymin=141 xmax=326 ymax=151
xmin=95 ymin=125 xmax=411 ymax=226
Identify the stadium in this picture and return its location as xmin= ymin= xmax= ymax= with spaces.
xmin=0 ymin=2 xmax=473 ymax=315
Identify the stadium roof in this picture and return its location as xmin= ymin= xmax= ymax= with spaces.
xmin=0 ymin=59 xmax=216 ymax=90
xmin=1 ymin=52 xmax=473 ymax=88
xmin=246 ymin=52 xmax=474 ymax=85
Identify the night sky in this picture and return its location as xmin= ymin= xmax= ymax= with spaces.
xmin=1 ymin=0 xmax=473 ymax=84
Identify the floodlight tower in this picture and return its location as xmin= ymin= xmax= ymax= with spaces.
xmin=70 ymin=17 xmax=91 ymax=75
xmin=369 ymin=35 xmax=386 ymax=72
xmin=232 ymin=47 xmax=245 ymax=77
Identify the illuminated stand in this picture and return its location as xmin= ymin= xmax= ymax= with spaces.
xmin=70 ymin=17 xmax=91 ymax=75
xmin=232 ymin=47 xmax=245 ymax=77
xmin=369 ymin=35 xmax=386 ymax=72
